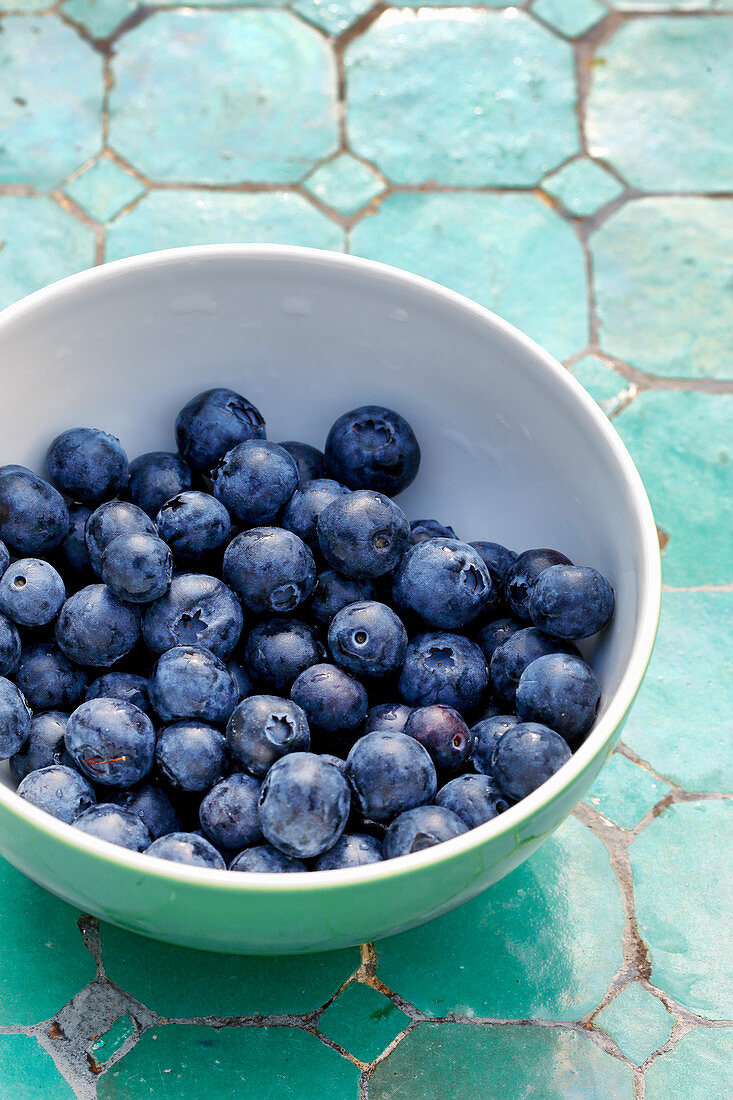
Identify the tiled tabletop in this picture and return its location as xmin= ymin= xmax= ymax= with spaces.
xmin=0 ymin=1 xmax=731 ymax=1097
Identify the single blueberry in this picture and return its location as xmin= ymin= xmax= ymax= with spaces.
xmin=55 ymin=585 xmax=141 ymax=667
xmin=149 ymin=645 xmax=239 ymax=724
xmin=74 ymin=803 xmax=151 ymax=851
xmin=384 ymin=805 xmax=467 ymax=859
xmin=101 ymin=533 xmax=173 ymax=604
xmin=505 ymin=548 xmax=573 ymax=622
xmin=516 ymin=653 xmax=601 ymax=742
xmin=392 ymin=539 xmax=492 ymax=629
xmin=363 ymin=703 xmax=412 ymax=736
xmin=307 ymin=570 xmax=377 ymax=627
xmin=0 ymin=558 xmax=66 ymax=627
xmin=146 ymin=832 xmax=226 ymax=868
xmin=65 ymin=698 xmax=155 ymax=787
xmin=143 ymin=573 xmax=244 ymax=660
xmin=85 ymin=500 xmax=157 ymax=576
xmin=127 ymin=451 xmax=193 ymax=518
xmin=229 ymin=845 xmax=307 ymax=873
xmin=404 ymin=704 xmax=474 ymax=772
xmin=86 ymin=672 xmax=150 ymax=714
xmin=492 ymin=722 xmax=572 ymax=801
xmin=199 ymin=773 xmax=263 ymax=851
xmin=227 ymin=661 xmax=253 ymax=701
xmin=0 ymin=539 xmax=8 ymax=575
xmin=212 ymin=440 xmax=298 ymax=526
xmin=10 ymin=711 xmax=70 ymax=783
xmin=15 ymin=642 xmax=88 ymax=712
xmin=0 ymin=611 xmax=20 ymax=676
xmin=0 ymin=676 xmax=31 ymax=759
xmin=471 ymin=714 xmax=520 ymax=775
xmin=112 ymin=783 xmax=182 ymax=840
xmin=345 ymin=731 xmax=437 ymax=823
xmin=489 ymin=626 xmax=578 ymax=708
xmin=410 ymin=519 xmax=457 ymax=545
xmin=291 ymin=663 xmax=368 ymax=734
xmin=317 ymin=490 xmax=410 ymax=579
xmin=528 ymin=564 xmax=615 ymax=640
xmin=17 ymin=765 xmax=96 ymax=825
xmin=156 ymin=491 xmax=231 ymax=562
xmin=244 ymin=618 xmax=324 ymax=693
xmin=0 ymin=465 xmax=69 ymax=556
xmin=155 ymin=721 xmax=227 ymax=792
xmin=278 ymin=441 xmax=325 ymax=484
xmin=469 ymin=542 xmax=517 ymax=589
xmin=223 ymin=528 xmax=316 ymax=616
xmin=47 ymin=427 xmax=129 ymax=505
xmin=325 ymin=405 xmax=420 ymax=496
xmin=435 ymin=773 xmax=510 ymax=828
xmin=476 ymin=618 xmax=522 ymax=663
xmin=328 ymin=601 xmax=407 ymax=679
xmin=56 ymin=503 xmax=93 ymax=583
xmin=313 ymin=833 xmax=384 ymax=870
xmin=175 ymin=388 xmax=266 ymax=473
xmin=227 ymin=694 xmax=310 ymax=777
xmin=258 ymin=752 xmax=351 ymax=859
xmin=398 ymin=632 xmax=488 ymax=711
xmin=281 ymin=479 xmax=350 ymax=550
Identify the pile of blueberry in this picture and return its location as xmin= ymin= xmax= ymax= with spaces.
xmin=0 ymin=391 xmax=614 ymax=872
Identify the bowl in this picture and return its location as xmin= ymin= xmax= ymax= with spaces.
xmin=0 ymin=245 xmax=660 ymax=954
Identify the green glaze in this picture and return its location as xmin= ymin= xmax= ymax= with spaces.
xmin=531 ymin=0 xmax=607 ymax=38
xmin=646 ymin=1028 xmax=733 ymax=1098
xmin=318 ymin=982 xmax=411 ymax=1061
xmin=89 ymin=1014 xmax=136 ymax=1068
xmin=543 ymin=158 xmax=624 ymax=217
xmin=0 ymin=1035 xmax=74 ymax=1099
xmin=0 ymin=197 xmax=96 ymax=311
xmin=64 ymin=157 xmax=146 ymax=224
xmin=594 ymin=984 xmax=674 ymax=1064
xmin=302 ymin=153 xmax=384 ymax=215
xmin=584 ymin=753 xmax=671 ymax=831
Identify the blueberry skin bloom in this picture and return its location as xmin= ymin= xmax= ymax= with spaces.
xmin=490 ymin=626 xmax=578 ymax=708
xmin=278 ymin=441 xmax=325 ymax=485
xmin=325 ymin=405 xmax=420 ymax=497
xmin=476 ymin=618 xmax=521 ymax=664
xmin=17 ymin=765 xmax=96 ymax=825
xmin=229 ymin=844 xmax=307 ymax=873
xmin=157 ymin=491 xmax=231 ymax=562
xmin=143 ymin=573 xmax=243 ymax=660
xmin=113 ymin=784 xmax=181 ymax=840
xmin=10 ymin=711 xmax=70 ymax=783
xmin=146 ymin=832 xmax=226 ymax=869
xmin=313 ymin=833 xmax=384 ymax=870
xmin=393 ymin=539 xmax=492 ymax=629
xmin=0 ymin=676 xmax=31 ymax=759
xmin=101 ymin=533 xmax=173 ymax=605
xmin=223 ymin=528 xmax=316 ymax=616
xmin=505 ymin=548 xmax=573 ymax=622
xmin=175 ymin=388 xmax=266 ymax=473
xmin=57 ymin=503 xmax=93 ymax=582
xmin=86 ymin=672 xmax=150 ymax=714
xmin=258 ymin=752 xmax=351 ymax=859
xmin=281 ymin=479 xmax=350 ymax=550
xmin=0 ymin=558 xmax=66 ymax=627
xmin=0 ymin=539 xmax=8 ymax=575
xmin=15 ymin=643 xmax=88 ymax=712
xmin=244 ymin=618 xmax=323 ymax=694
xmin=155 ymin=721 xmax=227 ymax=792
xmin=291 ymin=663 xmax=368 ymax=734
xmin=0 ymin=612 xmax=20 ymax=676
xmin=398 ymin=632 xmax=489 ymax=711
xmin=471 ymin=715 xmax=520 ymax=775
xmin=150 ymin=645 xmax=239 ymax=724
xmin=404 ymin=704 xmax=474 ymax=772
xmin=127 ymin=451 xmax=192 ymax=518
xmin=516 ymin=653 xmax=601 ymax=742
xmin=317 ymin=490 xmax=410 ymax=579
xmin=85 ymin=500 xmax=157 ymax=576
xmin=0 ymin=465 xmax=69 ymax=555
xmin=492 ymin=722 xmax=572 ymax=801
xmin=307 ymin=570 xmax=377 ymax=627
xmin=199 ymin=773 xmax=263 ymax=850
xmin=435 ymin=774 xmax=510 ymax=828
xmin=528 ymin=564 xmax=615 ymax=640
xmin=47 ymin=427 xmax=129 ymax=505
xmin=212 ymin=440 xmax=298 ymax=526
xmin=410 ymin=519 xmax=457 ymax=545
xmin=345 ymin=731 xmax=437 ymax=823
xmin=364 ymin=703 xmax=412 ymax=736
xmin=55 ymin=585 xmax=141 ymax=667
xmin=74 ymin=803 xmax=151 ymax=852
xmin=65 ymin=698 xmax=156 ymax=787
xmin=469 ymin=541 xmax=517 ymax=588
xmin=328 ymin=601 xmax=407 ymax=679
xmin=384 ymin=805 xmax=467 ymax=859
xmin=226 ymin=695 xmax=310 ymax=778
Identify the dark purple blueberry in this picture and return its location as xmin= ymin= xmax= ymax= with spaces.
xmin=55 ymin=584 xmax=141 ymax=667
xmin=476 ymin=618 xmax=522 ymax=663
xmin=0 ymin=465 xmax=69 ymax=556
xmin=516 ymin=653 xmax=601 ymax=742
xmin=47 ymin=427 xmax=128 ymax=505
xmin=504 ymin=548 xmax=573 ymax=622
xmin=10 ymin=711 xmax=70 ymax=784
xmin=55 ymin=503 xmax=93 ymax=584
xmin=317 ymin=490 xmax=410 ymax=579
xmin=410 ymin=519 xmax=457 ymax=545
xmin=471 ymin=715 xmax=520 ymax=775
xmin=199 ymin=773 xmax=262 ymax=851
xmin=528 ymin=565 xmax=615 ymax=640
xmin=0 ymin=611 xmax=21 ymax=677
xmin=278 ymin=441 xmax=325 ymax=484
xmin=345 ymin=731 xmax=437 ymax=823
xmin=258 ymin=752 xmax=351 ymax=859
xmin=127 ymin=451 xmax=192 ymax=518
xmin=15 ymin=642 xmax=88 ymax=712
xmin=74 ymin=803 xmax=151 ymax=850
xmin=435 ymin=773 xmax=510 ymax=828
xmin=312 ymin=833 xmax=383 ymax=870
xmin=327 ymin=600 xmax=407 ymax=679
xmin=17 ymin=764 xmax=96 ymax=824
xmin=212 ymin=440 xmax=298 ymax=526
xmin=384 ymin=805 xmax=467 ymax=858
xmin=0 ymin=676 xmax=32 ymax=759
xmin=101 ymin=533 xmax=173 ymax=604
xmin=244 ymin=617 xmax=323 ymax=694
xmin=307 ymin=570 xmax=377 ymax=627
xmin=492 ymin=722 xmax=571 ymax=801
xmin=155 ymin=721 xmax=227 ymax=792
xmin=291 ymin=663 xmax=368 ymax=734
xmin=226 ymin=694 xmax=310 ymax=778
xmin=393 ymin=539 xmax=492 ymax=629
xmin=281 ymin=479 xmax=350 ymax=551
xmin=149 ymin=645 xmax=239 ymax=724
xmin=146 ymin=831 xmax=225 ymax=868
xmin=86 ymin=672 xmax=150 ymax=715
xmin=404 ymin=704 xmax=474 ymax=772
xmin=325 ymin=405 xmax=420 ymax=496
xmin=223 ymin=528 xmax=316 ymax=616
xmin=143 ymin=573 xmax=244 ymax=660
xmin=229 ymin=845 xmax=307 ymax=873
xmin=398 ymin=632 xmax=488 ymax=711
xmin=112 ymin=783 xmax=182 ymax=840
xmin=363 ymin=703 xmax=412 ymax=736
xmin=156 ymin=491 xmax=231 ymax=562
xmin=175 ymin=388 xmax=266 ymax=473
xmin=65 ymin=698 xmax=155 ymax=787
xmin=489 ymin=627 xmax=578 ymax=708
xmin=85 ymin=500 xmax=157 ymax=576
xmin=0 ymin=557 xmax=65 ymax=627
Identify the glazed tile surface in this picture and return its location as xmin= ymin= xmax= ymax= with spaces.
xmin=0 ymin=3 xmax=731 ymax=1097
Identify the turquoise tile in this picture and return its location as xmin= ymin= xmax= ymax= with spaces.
xmin=0 ymin=0 xmax=52 ymax=9
xmin=98 ymin=1025 xmax=359 ymax=1097
xmin=397 ymin=0 xmax=510 ymax=5
xmin=592 ymin=199 xmax=733 ymax=380
xmin=0 ymin=858 xmax=95 ymax=1025
xmin=90 ymin=1013 xmax=136 ymax=1069
xmin=543 ymin=158 xmax=624 ymax=217
xmin=0 ymin=16 xmax=104 ymax=188
xmin=64 ymin=156 xmax=146 ymax=223
xmin=370 ymin=1022 xmax=635 ymax=1099
xmin=0 ymin=196 xmax=96 ymax=310
xmin=302 ymin=152 xmax=384 ymax=214
xmin=293 ymin=0 xmax=375 ymax=36
xmin=621 ymin=593 xmax=733 ymax=792
xmin=61 ymin=0 xmax=137 ymax=37
xmin=586 ymin=18 xmax=733 ymax=191
xmin=613 ymin=394 xmax=733 ymax=586
xmin=108 ymin=10 xmax=338 ymax=184
xmin=630 ymin=800 xmax=733 ymax=1020
xmin=569 ymin=355 xmax=634 ymax=416
xmin=345 ymin=9 xmax=579 ymax=186
xmin=608 ymin=1 xmax=733 ymax=9
xmin=0 ymin=1035 xmax=74 ymax=1099
xmin=594 ymin=984 xmax=674 ymax=1064
xmin=646 ymin=1028 xmax=733 ymax=1099
xmin=319 ymin=981 xmax=411 ymax=1062
xmin=376 ymin=816 xmax=624 ymax=1020
xmin=351 ymin=192 xmax=588 ymax=361
xmin=531 ymin=0 xmax=607 ymax=38
xmin=584 ymin=753 xmax=671 ymax=831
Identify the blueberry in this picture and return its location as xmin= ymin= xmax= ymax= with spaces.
xmin=471 ymin=714 xmax=520 ymax=775
xmin=398 ymin=632 xmax=488 ymax=711
xmin=325 ymin=405 xmax=420 ymax=496
xmin=226 ymin=694 xmax=310 ymax=777
xmin=47 ymin=427 xmax=129 ymax=505
xmin=435 ymin=773 xmax=510 ymax=828
xmin=410 ymin=519 xmax=457 ymax=545
xmin=227 ymin=661 xmax=253 ymax=701
xmin=15 ymin=642 xmax=88 ymax=712
xmin=313 ymin=833 xmax=383 ymax=870
xmin=146 ymin=832 xmax=226 ymax=868
xmin=149 ymin=645 xmax=239 ymax=724
xmin=489 ymin=626 xmax=578 ymax=708
xmin=65 ymin=698 xmax=155 ymax=787
xmin=319 ymin=753 xmax=347 ymax=773
xmin=0 ymin=558 xmax=66 ymax=627
xmin=175 ymin=388 xmax=266 ymax=473
xmin=258 ymin=752 xmax=351 ymax=859
xmin=384 ymin=805 xmax=467 ymax=859
xmin=56 ymin=503 xmax=94 ymax=583
xmin=528 ymin=564 xmax=615 ymax=640
xmin=0 ymin=539 xmax=8 ymax=575
xmin=0 ymin=611 xmax=20 ymax=676
xmin=0 ymin=676 xmax=31 ymax=759
xmin=505 ymin=548 xmax=573 ymax=622
xmin=404 ymin=704 xmax=474 ymax=772
xmin=199 ymin=773 xmax=263 ymax=851
xmin=281 ymin=479 xmax=350 ymax=550
xmin=476 ymin=618 xmax=522 ymax=663
xmin=17 ymin=765 xmax=96 ymax=824
xmin=392 ymin=539 xmax=492 ymax=629
xmin=223 ymin=528 xmax=315 ymax=615
xmin=55 ymin=584 xmax=141 ymax=667
xmin=469 ymin=542 xmax=517 ymax=590
xmin=127 ymin=451 xmax=192 ymax=518
xmin=212 ymin=440 xmax=298 ymax=525
xmin=516 ymin=653 xmax=601 ymax=742
xmin=492 ymin=722 xmax=571 ymax=801
xmin=291 ymin=663 xmax=368 ymax=734
xmin=0 ymin=465 xmax=69 ymax=555
xmin=317 ymin=490 xmax=410 ymax=579
xmin=229 ymin=845 xmax=307 ymax=873
xmin=112 ymin=783 xmax=182 ymax=840
xmin=307 ymin=570 xmax=377 ymax=627
xmin=85 ymin=500 xmax=157 ymax=576
xmin=156 ymin=491 xmax=231 ymax=562
xmin=86 ymin=672 xmax=150 ymax=714
xmin=327 ymin=601 xmax=407 ymax=679
xmin=143 ymin=573 xmax=243 ymax=660
xmin=345 ymin=731 xmax=437 ymax=823
xmin=155 ymin=721 xmax=227 ymax=792
xmin=10 ymin=711 xmax=70 ymax=783
xmin=278 ymin=441 xmax=325 ymax=484
xmin=100 ymin=533 xmax=173 ymax=605
xmin=244 ymin=618 xmax=323 ymax=693
xmin=74 ymin=803 xmax=151 ymax=851
xmin=363 ymin=702 xmax=412 ymax=735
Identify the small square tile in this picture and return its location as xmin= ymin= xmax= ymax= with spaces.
xmin=584 ymin=753 xmax=670 ymax=831
xmin=595 ymin=984 xmax=674 ymax=1064
xmin=319 ymin=981 xmax=411 ymax=1062
xmin=89 ymin=1012 xmax=135 ymax=1069
xmin=570 ymin=355 xmax=634 ymax=416
xmin=543 ymin=158 xmax=624 ymax=217
xmin=0 ymin=1035 xmax=74 ymax=1099
xmin=302 ymin=153 xmax=384 ymax=214
xmin=532 ymin=0 xmax=607 ymax=38
xmin=64 ymin=156 xmax=145 ymax=223
xmin=293 ymin=0 xmax=375 ymax=37
xmin=61 ymin=0 xmax=137 ymax=38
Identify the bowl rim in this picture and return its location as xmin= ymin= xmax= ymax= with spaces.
xmin=0 ymin=243 xmax=662 ymax=892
